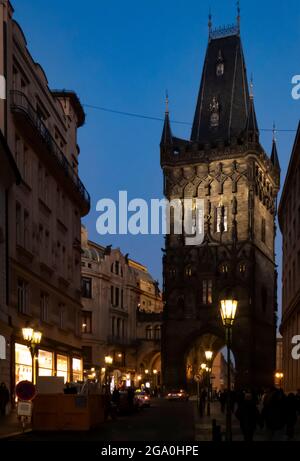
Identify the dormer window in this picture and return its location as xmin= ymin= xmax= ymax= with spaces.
xmin=216 ymin=50 xmax=224 ymax=76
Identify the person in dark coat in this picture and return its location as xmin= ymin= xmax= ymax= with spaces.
xmin=112 ymin=387 xmax=120 ymax=406
xmin=285 ymin=393 xmax=298 ymax=439
xmin=295 ymin=389 xmax=300 ymax=415
xmin=235 ymin=393 xmax=261 ymax=442
xmin=262 ymin=388 xmax=286 ymax=440
xmin=219 ymin=391 xmax=226 ymax=414
xmin=0 ymin=382 xmax=10 ymax=417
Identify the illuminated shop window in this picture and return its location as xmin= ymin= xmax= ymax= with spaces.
xmin=15 ymin=343 xmax=32 ymax=384
xmin=56 ymin=354 xmax=69 ymax=383
xmin=38 ymin=350 xmax=53 ymax=377
xmin=72 ymin=358 xmax=83 ymax=382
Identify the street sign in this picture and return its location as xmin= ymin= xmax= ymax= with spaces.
xmin=16 ymin=380 xmax=36 ymax=401
xmin=194 ymin=374 xmax=201 ymax=382
xmin=17 ymin=400 xmax=32 ymax=417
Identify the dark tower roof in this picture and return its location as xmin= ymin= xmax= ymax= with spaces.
xmin=191 ymin=31 xmax=250 ymax=145
xmin=245 ymin=87 xmax=259 ymax=142
xmin=160 ymin=96 xmax=173 ymax=146
xmin=271 ymin=139 xmax=280 ymax=171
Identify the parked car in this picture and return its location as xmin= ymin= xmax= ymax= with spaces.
xmin=135 ymin=390 xmax=151 ymax=407
xmin=166 ymin=389 xmax=189 ymax=401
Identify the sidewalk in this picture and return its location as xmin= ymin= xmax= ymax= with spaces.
xmin=0 ymin=411 xmax=32 ymax=440
xmin=193 ymin=401 xmax=300 ymax=442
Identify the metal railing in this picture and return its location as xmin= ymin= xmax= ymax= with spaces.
xmin=10 ymin=90 xmax=90 ymax=207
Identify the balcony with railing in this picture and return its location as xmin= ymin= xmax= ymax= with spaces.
xmin=10 ymin=90 xmax=90 ymax=215
xmin=107 ymin=335 xmax=136 ymax=347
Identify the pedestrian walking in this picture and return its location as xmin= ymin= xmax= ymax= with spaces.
xmin=219 ymin=390 xmax=226 ymax=414
xmin=0 ymin=382 xmax=10 ymax=417
xmin=285 ymin=393 xmax=298 ymax=439
xmin=261 ymin=388 xmax=286 ymax=440
xmin=235 ymin=392 xmax=261 ymax=442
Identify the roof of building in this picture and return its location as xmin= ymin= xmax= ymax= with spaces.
xmin=51 ymin=90 xmax=86 ymax=127
xmin=191 ymin=32 xmax=250 ymax=145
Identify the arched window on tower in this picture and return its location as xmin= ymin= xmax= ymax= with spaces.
xmin=146 ymin=326 xmax=153 ymax=340
xmin=154 ymin=326 xmax=161 ymax=340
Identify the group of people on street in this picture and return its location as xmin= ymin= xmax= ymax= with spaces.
xmin=219 ymin=388 xmax=300 ymax=441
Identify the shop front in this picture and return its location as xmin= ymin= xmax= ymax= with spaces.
xmin=14 ymin=342 xmax=83 ymax=389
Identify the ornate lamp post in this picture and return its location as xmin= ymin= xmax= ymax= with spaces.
xmin=205 ymin=350 xmax=213 ymax=416
xmin=220 ymin=298 xmax=238 ymax=442
xmin=104 ymin=355 xmax=113 ymax=394
xmin=22 ymin=327 xmax=42 ymax=385
xmin=275 ymin=372 xmax=284 ymax=389
xmin=153 ymin=369 xmax=158 ymax=389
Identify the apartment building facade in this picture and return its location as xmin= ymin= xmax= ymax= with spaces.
xmin=81 ymin=227 xmax=163 ymax=387
xmin=0 ymin=1 xmax=90 ymax=396
xmin=279 ymin=123 xmax=300 ymax=393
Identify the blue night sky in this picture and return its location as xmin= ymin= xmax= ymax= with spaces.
xmin=12 ymin=0 xmax=300 ymax=320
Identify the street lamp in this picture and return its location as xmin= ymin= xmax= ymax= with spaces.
xmin=275 ymin=372 xmax=284 ymax=388
xmin=22 ymin=327 xmax=42 ymax=385
xmin=104 ymin=355 xmax=113 ymax=394
xmin=220 ymin=298 xmax=238 ymax=442
xmin=205 ymin=350 xmax=213 ymax=417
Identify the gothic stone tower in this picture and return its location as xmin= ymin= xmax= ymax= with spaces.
xmin=160 ymin=21 xmax=280 ymax=391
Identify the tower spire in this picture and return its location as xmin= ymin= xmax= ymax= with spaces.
xmin=160 ymin=91 xmax=173 ymax=146
xmin=246 ymin=75 xmax=259 ymax=143
xmin=271 ymin=122 xmax=280 ymax=171
xmin=237 ymin=0 xmax=241 ymax=32
xmin=165 ymin=90 xmax=169 ymax=115
xmin=208 ymin=8 xmax=212 ymax=37
xmin=250 ymin=73 xmax=254 ymax=99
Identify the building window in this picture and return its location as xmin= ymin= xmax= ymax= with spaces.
xmin=116 ymin=318 xmax=121 ymax=338
xmin=169 ymin=268 xmax=176 ymax=278
xmin=24 ymin=210 xmax=29 ymax=249
xmin=203 ymin=280 xmax=213 ymax=305
xmin=17 ymin=279 xmax=29 ymax=314
xmin=82 ymin=311 xmax=92 ymax=334
xmin=154 ymin=326 xmax=161 ymax=340
xmin=38 ymin=350 xmax=53 ymax=377
xmin=111 ymin=285 xmax=114 ymax=305
xmin=82 ymin=346 xmax=92 ymax=366
xmin=121 ymin=289 xmax=124 ymax=309
xmin=216 ymin=206 xmax=228 ymax=233
xmin=72 ymin=358 xmax=83 ymax=382
xmin=115 ymin=287 xmax=119 ymax=307
xmin=239 ymin=263 xmax=246 ymax=275
xmin=59 ymin=304 xmax=65 ymax=330
xmin=81 ymin=277 xmax=92 ymax=298
xmin=15 ymin=343 xmax=32 ymax=384
xmin=16 ymin=202 xmax=22 ymax=246
xmin=56 ymin=354 xmax=69 ymax=383
xmin=40 ymin=292 xmax=49 ymax=322
xmin=220 ymin=264 xmax=229 ymax=274
xmin=185 ymin=266 xmax=192 ymax=277
xmin=146 ymin=326 xmax=153 ymax=340
xmin=261 ymin=218 xmax=266 ymax=243
xmin=112 ymin=316 xmax=115 ymax=336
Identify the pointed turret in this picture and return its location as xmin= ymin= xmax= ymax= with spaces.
xmin=271 ymin=124 xmax=280 ymax=171
xmin=160 ymin=93 xmax=173 ymax=146
xmin=245 ymin=77 xmax=259 ymax=143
